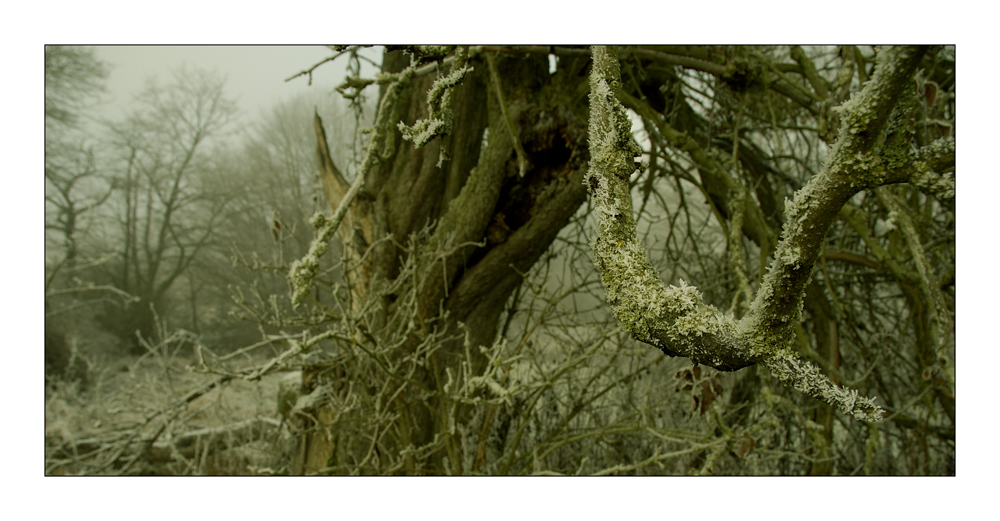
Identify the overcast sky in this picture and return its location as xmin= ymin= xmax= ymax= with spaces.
xmin=92 ymin=46 xmax=382 ymax=122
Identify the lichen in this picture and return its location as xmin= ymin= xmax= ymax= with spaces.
xmin=588 ymin=48 xmax=642 ymax=178
xmin=309 ymin=211 xmax=328 ymax=229
xmin=398 ymin=118 xmax=447 ymax=148
xmin=586 ymin=45 xmax=891 ymax=419
xmin=399 ymin=50 xmax=473 ymax=149
xmin=909 ymin=137 xmax=956 ymax=202
xmin=764 ymin=349 xmax=885 ymax=422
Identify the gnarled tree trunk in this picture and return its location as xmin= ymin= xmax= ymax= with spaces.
xmin=294 ymin=49 xmax=592 ymax=474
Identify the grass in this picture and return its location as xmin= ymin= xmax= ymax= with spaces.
xmin=45 ymin=349 xmax=298 ymax=475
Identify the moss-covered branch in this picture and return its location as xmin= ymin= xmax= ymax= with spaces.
xmin=744 ymin=46 xmax=928 ymax=346
xmin=587 ymin=45 xmax=755 ymax=372
xmin=586 ymin=46 xmax=937 ymax=422
xmin=789 ymin=45 xmax=830 ymax=99
xmin=398 ymin=46 xmax=473 ymax=152
xmin=904 ymin=137 xmax=955 ymax=204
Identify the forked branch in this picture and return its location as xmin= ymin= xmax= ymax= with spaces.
xmin=585 ymin=45 xmax=932 ymax=422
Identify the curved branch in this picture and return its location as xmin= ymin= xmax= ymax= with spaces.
xmin=745 ymin=46 xmax=929 ymax=342
xmin=586 ymin=46 xmax=931 ymax=422
xmin=587 ymin=45 xmax=754 ymax=371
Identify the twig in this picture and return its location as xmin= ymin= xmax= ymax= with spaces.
xmin=285 ymin=48 xmax=352 ymax=85
xmin=485 ymin=52 xmax=529 ymax=177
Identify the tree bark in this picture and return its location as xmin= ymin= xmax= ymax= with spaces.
xmin=585 ymin=45 xmax=931 ymax=423
xmin=295 ymin=49 xmax=592 ymax=474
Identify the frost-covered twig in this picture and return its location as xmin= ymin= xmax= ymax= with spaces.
xmin=763 ymin=350 xmax=883 ymax=422
xmin=45 ymin=282 xmax=140 ymax=316
xmin=284 ymin=47 xmax=353 ymax=85
xmin=399 ymin=46 xmax=473 ymax=151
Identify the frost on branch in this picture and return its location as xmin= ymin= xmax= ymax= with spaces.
xmin=764 ymin=350 xmax=883 ymax=422
xmin=586 ymin=46 xmax=756 ymax=372
xmin=288 ymin=212 xmax=334 ymax=307
xmin=288 ymin=59 xmax=420 ymax=307
xmin=398 ymin=47 xmax=473 ymax=150
xmin=586 ymin=45 xmax=887 ymax=421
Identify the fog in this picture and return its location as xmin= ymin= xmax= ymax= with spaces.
xmin=93 ymin=45 xmax=382 ymax=121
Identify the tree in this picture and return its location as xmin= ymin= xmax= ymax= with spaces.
xmin=96 ymin=67 xmax=238 ymax=351
xmin=585 ymin=45 xmax=953 ymax=474
xmin=275 ymin=46 xmax=594 ymax=473
xmin=213 ymin=45 xmax=954 ymax=475
xmin=45 ymin=46 xmax=114 ymax=383
xmin=197 ymin=91 xmax=368 ymax=348
xmin=45 ymin=45 xmax=111 ymax=287
xmin=45 ymin=46 xmax=109 ymax=136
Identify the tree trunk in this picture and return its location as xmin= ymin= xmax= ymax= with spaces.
xmin=294 ymin=49 xmax=592 ymax=474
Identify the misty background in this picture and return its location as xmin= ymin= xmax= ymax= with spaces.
xmin=93 ymin=46 xmax=381 ymax=122
xmin=44 ymin=46 xmax=394 ymax=364
xmin=18 ymin=5 xmax=995 ymax=511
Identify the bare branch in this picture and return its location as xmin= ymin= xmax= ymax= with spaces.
xmin=284 ymin=47 xmax=352 ymax=85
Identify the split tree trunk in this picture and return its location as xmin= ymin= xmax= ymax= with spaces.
xmin=295 ymin=49 xmax=592 ymax=474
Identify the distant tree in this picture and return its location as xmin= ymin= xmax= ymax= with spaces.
xmin=45 ymin=46 xmax=113 ymax=383
xmin=226 ymin=91 xmax=363 ymax=261
xmin=95 ymin=67 xmax=238 ymax=351
xmin=187 ymin=92 xmax=367 ymax=346
xmin=45 ymin=46 xmax=112 ymax=287
xmin=44 ymin=46 xmax=108 ymax=135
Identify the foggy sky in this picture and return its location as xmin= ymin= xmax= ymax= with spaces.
xmin=93 ymin=46 xmax=382 ymax=122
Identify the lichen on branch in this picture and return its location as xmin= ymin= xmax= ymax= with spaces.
xmin=399 ymin=46 xmax=473 ymax=151
xmin=585 ymin=45 xmax=894 ymax=422
xmin=908 ymin=137 xmax=955 ymax=203
xmin=763 ymin=350 xmax=884 ymax=422
xmin=586 ymin=45 xmax=755 ymax=372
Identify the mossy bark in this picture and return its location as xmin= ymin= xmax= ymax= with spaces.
xmin=295 ymin=49 xmax=591 ymax=474
xmin=586 ymin=46 xmax=935 ymax=423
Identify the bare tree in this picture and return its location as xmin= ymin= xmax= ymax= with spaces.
xmin=45 ymin=46 xmax=116 ymax=382
xmin=96 ymin=67 xmax=238 ymax=351
xmin=44 ymin=46 xmax=108 ymax=135
xmin=45 ymin=45 xmax=112 ymax=289
xmin=191 ymin=92 xmax=368 ymax=346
